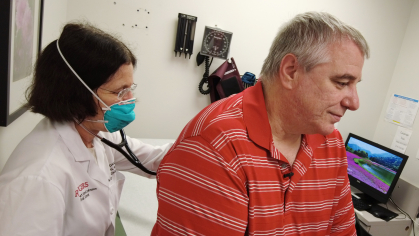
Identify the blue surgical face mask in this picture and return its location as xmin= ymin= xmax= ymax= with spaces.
xmin=56 ymin=40 xmax=136 ymax=132
xmin=102 ymin=98 xmax=136 ymax=132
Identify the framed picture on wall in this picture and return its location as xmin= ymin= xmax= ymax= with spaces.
xmin=0 ymin=0 xmax=44 ymax=127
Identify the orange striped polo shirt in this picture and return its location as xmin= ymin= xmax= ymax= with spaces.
xmin=152 ymin=82 xmax=356 ymax=236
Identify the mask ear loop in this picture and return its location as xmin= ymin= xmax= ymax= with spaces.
xmin=85 ymin=98 xmax=109 ymax=124
xmin=56 ymin=39 xmax=111 ymax=111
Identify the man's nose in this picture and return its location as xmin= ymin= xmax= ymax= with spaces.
xmin=342 ymin=87 xmax=360 ymax=111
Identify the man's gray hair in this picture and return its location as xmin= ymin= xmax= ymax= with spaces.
xmin=260 ymin=12 xmax=370 ymax=83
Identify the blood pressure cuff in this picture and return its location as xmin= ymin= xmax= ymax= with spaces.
xmin=208 ymin=58 xmax=244 ymax=103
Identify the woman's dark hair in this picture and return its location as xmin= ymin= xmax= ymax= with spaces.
xmin=26 ymin=22 xmax=137 ymax=122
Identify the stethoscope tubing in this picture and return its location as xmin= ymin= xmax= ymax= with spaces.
xmin=76 ymin=120 xmax=157 ymax=176
xmin=100 ymin=130 xmax=157 ymax=176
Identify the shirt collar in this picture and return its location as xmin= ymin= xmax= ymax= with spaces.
xmin=243 ymin=81 xmax=272 ymax=150
xmin=53 ymin=120 xmax=93 ymax=162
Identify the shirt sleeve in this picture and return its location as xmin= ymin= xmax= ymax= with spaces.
xmin=329 ymin=133 xmax=356 ymax=236
xmin=151 ymin=136 xmax=249 ymax=235
xmin=112 ymin=134 xmax=173 ymax=178
xmin=0 ymin=176 xmax=65 ymax=236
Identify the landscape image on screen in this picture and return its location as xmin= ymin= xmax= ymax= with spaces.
xmin=346 ymin=137 xmax=403 ymax=194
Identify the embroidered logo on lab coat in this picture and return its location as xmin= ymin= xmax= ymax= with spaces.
xmin=75 ymin=182 xmax=97 ymax=201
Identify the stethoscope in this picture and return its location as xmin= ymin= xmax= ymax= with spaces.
xmin=77 ymin=122 xmax=156 ymax=175
xmin=101 ymin=129 xmax=157 ymax=175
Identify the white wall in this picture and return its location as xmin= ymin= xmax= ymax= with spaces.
xmin=373 ymin=0 xmax=419 ymax=188
xmin=0 ymin=0 xmax=68 ymax=170
xmin=65 ymin=0 xmax=413 ymax=142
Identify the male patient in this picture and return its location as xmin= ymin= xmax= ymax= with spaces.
xmin=152 ymin=11 xmax=369 ymax=235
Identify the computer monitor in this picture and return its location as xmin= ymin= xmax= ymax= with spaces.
xmin=345 ymin=133 xmax=409 ymax=204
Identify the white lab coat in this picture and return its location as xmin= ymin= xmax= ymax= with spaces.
xmin=0 ymin=118 xmax=172 ymax=236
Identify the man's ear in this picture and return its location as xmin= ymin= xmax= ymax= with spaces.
xmin=278 ymin=53 xmax=299 ymax=89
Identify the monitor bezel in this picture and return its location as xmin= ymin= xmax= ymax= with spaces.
xmin=345 ymin=133 xmax=409 ymax=203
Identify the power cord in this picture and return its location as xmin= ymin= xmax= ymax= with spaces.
xmin=389 ymin=197 xmax=416 ymax=236
xmin=197 ymin=52 xmax=213 ymax=95
xmin=385 ymin=201 xmax=407 ymax=220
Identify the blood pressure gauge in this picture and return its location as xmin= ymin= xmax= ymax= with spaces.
xmin=200 ymin=26 xmax=232 ymax=60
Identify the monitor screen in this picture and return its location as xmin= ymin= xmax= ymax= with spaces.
xmin=345 ymin=133 xmax=409 ymax=203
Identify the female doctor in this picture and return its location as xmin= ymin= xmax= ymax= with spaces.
xmin=0 ymin=23 xmax=172 ymax=236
